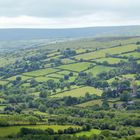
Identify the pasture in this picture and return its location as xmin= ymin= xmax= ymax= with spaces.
xmin=76 ymin=99 xmax=103 ymax=107
xmin=85 ymin=65 xmax=114 ymax=76
xmin=51 ymin=86 xmax=102 ymax=98
xmin=120 ymin=51 xmax=140 ymax=58
xmin=94 ymin=57 xmax=127 ymax=64
xmin=7 ymin=75 xmax=30 ymax=81
xmin=0 ymin=80 xmax=8 ymax=85
xmin=75 ymin=44 xmax=138 ymax=60
xmin=58 ymin=62 xmax=91 ymax=72
xmin=23 ymin=68 xmax=59 ymax=77
xmin=61 ymin=58 xmax=75 ymax=64
xmin=0 ymin=125 xmax=80 ymax=137
xmin=75 ymin=129 xmax=101 ymax=137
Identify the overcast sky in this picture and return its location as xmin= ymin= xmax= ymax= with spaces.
xmin=0 ymin=0 xmax=140 ymax=28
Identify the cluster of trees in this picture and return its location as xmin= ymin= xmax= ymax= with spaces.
xmin=8 ymin=126 xmax=136 ymax=140
xmin=61 ymin=48 xmax=76 ymax=58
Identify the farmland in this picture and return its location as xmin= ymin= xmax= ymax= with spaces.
xmin=0 ymin=36 xmax=140 ymax=140
xmin=23 ymin=68 xmax=59 ymax=77
xmin=58 ymin=62 xmax=91 ymax=72
xmin=51 ymin=86 xmax=102 ymax=98
xmin=94 ymin=57 xmax=127 ymax=64
xmin=85 ymin=65 xmax=114 ymax=76
xmin=75 ymin=44 xmax=138 ymax=60
xmin=0 ymin=125 xmax=80 ymax=137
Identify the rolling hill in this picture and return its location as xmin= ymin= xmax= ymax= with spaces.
xmin=0 ymin=25 xmax=140 ymax=41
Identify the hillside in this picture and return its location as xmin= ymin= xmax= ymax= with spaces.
xmin=0 ymin=25 xmax=140 ymax=41
xmin=0 ymin=36 xmax=140 ymax=140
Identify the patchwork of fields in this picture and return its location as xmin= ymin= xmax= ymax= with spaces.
xmin=0 ymin=37 xmax=140 ymax=139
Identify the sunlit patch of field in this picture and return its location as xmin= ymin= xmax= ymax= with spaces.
xmin=23 ymin=68 xmax=59 ymax=77
xmin=58 ymin=62 xmax=91 ymax=72
xmin=75 ymin=44 xmax=138 ymax=60
xmin=85 ymin=65 xmax=114 ymax=76
xmin=51 ymin=86 xmax=102 ymax=98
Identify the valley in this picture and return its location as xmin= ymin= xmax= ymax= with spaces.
xmin=0 ymin=36 xmax=140 ymax=140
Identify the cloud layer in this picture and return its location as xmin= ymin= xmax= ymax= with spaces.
xmin=0 ymin=0 xmax=140 ymax=28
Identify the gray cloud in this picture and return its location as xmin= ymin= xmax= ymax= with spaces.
xmin=0 ymin=0 xmax=140 ymax=28
xmin=0 ymin=0 xmax=139 ymax=18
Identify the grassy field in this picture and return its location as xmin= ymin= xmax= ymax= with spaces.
xmin=23 ymin=68 xmax=59 ymax=77
xmin=137 ymin=60 xmax=140 ymax=64
xmin=0 ymin=105 xmax=6 ymax=110
xmin=57 ymin=70 xmax=77 ymax=76
xmin=48 ymin=73 xmax=64 ymax=79
xmin=76 ymin=99 xmax=103 ymax=107
xmin=47 ymin=51 xmax=60 ymax=57
xmin=61 ymin=58 xmax=76 ymax=64
xmin=122 ymin=74 xmax=136 ymax=79
xmin=0 ymin=80 xmax=8 ymax=85
xmin=75 ymin=44 xmax=138 ymax=60
xmin=136 ymin=80 xmax=140 ymax=86
xmin=7 ymin=75 xmax=31 ymax=81
xmin=51 ymin=86 xmax=102 ymax=98
xmin=75 ymin=129 xmax=101 ymax=137
xmin=0 ymin=57 xmax=17 ymax=67
xmin=58 ymin=62 xmax=91 ymax=72
xmin=85 ymin=65 xmax=114 ymax=76
xmin=0 ymin=125 xmax=80 ymax=137
xmin=120 ymin=51 xmax=140 ymax=58
xmin=94 ymin=57 xmax=127 ymax=64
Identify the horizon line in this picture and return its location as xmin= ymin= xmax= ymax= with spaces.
xmin=0 ymin=24 xmax=140 ymax=30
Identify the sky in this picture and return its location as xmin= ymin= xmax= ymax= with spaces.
xmin=0 ymin=0 xmax=140 ymax=28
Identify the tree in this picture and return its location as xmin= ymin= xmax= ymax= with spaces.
xmin=39 ymin=105 xmax=46 ymax=112
xmin=30 ymin=79 xmax=38 ymax=87
xmin=120 ymin=91 xmax=131 ymax=102
xmin=102 ymin=100 xmax=110 ymax=110
xmin=39 ymin=90 xmax=48 ymax=98
xmin=16 ymin=76 xmax=22 ymax=81
xmin=64 ymin=75 xmax=69 ymax=80
xmin=65 ymin=96 xmax=78 ymax=106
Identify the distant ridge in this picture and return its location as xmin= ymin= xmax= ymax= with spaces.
xmin=0 ymin=25 xmax=140 ymax=41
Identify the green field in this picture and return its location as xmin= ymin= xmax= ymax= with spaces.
xmin=75 ymin=44 xmax=138 ymax=60
xmin=57 ymin=70 xmax=77 ymax=76
xmin=0 ymin=57 xmax=18 ymax=67
xmin=76 ymin=99 xmax=102 ymax=107
xmin=58 ymin=62 xmax=91 ymax=72
xmin=120 ymin=51 xmax=140 ymax=58
xmin=107 ymin=74 xmax=136 ymax=84
xmin=51 ymin=86 xmax=102 ymax=98
xmin=7 ymin=75 xmax=30 ymax=81
xmin=0 ymin=80 xmax=8 ymax=85
xmin=75 ymin=129 xmax=101 ymax=137
xmin=122 ymin=74 xmax=136 ymax=79
xmin=137 ymin=60 xmax=140 ymax=64
xmin=61 ymin=58 xmax=75 ymax=64
xmin=76 ymin=49 xmax=86 ymax=54
xmin=85 ymin=65 xmax=114 ymax=76
xmin=0 ymin=125 xmax=80 ymax=137
xmin=48 ymin=73 xmax=64 ymax=79
xmin=35 ymin=76 xmax=56 ymax=82
xmin=94 ymin=57 xmax=127 ymax=64
xmin=0 ymin=37 xmax=140 ymax=140
xmin=23 ymin=68 xmax=59 ymax=77
xmin=136 ymin=80 xmax=140 ymax=86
